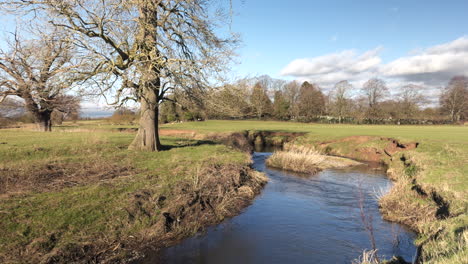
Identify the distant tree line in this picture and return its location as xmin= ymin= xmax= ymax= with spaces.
xmin=159 ymin=75 xmax=468 ymax=124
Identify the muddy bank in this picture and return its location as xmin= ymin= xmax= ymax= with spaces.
xmin=318 ymin=136 xmax=418 ymax=163
xmin=197 ymin=130 xmax=306 ymax=152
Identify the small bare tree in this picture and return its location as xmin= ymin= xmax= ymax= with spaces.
xmin=362 ymin=78 xmax=388 ymax=118
xmin=440 ymin=76 xmax=468 ymax=122
xmin=332 ymin=80 xmax=352 ymax=123
xmin=250 ymin=82 xmax=272 ymax=119
xmin=204 ymin=80 xmax=253 ymax=119
xmin=0 ymin=31 xmax=82 ymax=131
xmin=8 ymin=0 xmax=237 ymax=151
xmin=398 ymin=84 xmax=425 ymax=119
xmin=284 ymin=81 xmax=301 ymax=119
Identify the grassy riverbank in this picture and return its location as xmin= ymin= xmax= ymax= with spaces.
xmin=165 ymin=120 xmax=467 ymax=264
xmin=1 ymin=120 xmax=466 ymax=263
xmin=0 ymin=128 xmax=266 ymax=263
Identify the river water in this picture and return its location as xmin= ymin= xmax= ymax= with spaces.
xmin=156 ymin=152 xmax=416 ymax=264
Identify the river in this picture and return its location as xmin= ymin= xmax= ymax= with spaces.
xmin=150 ymin=152 xmax=417 ymax=264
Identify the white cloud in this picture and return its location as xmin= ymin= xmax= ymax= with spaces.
xmin=280 ymin=36 xmax=468 ymax=96
xmin=383 ymin=37 xmax=468 ymax=84
xmin=280 ymin=47 xmax=382 ymax=88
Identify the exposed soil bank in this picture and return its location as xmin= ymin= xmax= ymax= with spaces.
xmin=199 ymin=130 xmax=306 ymax=153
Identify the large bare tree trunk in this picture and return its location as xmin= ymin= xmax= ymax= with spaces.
xmin=36 ymin=111 xmax=52 ymax=132
xmin=128 ymin=2 xmax=162 ymax=151
xmin=129 ymin=86 xmax=162 ymax=151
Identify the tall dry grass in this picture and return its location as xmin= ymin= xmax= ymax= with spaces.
xmin=266 ymin=143 xmax=361 ymax=174
xmin=266 ymin=144 xmax=324 ymax=174
xmin=352 ymin=250 xmax=380 ymax=264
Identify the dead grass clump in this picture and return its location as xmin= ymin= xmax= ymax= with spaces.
xmin=352 ymin=250 xmax=380 ymax=264
xmin=266 ymin=143 xmax=361 ymax=174
xmin=149 ymin=163 xmax=267 ymax=244
xmin=0 ymin=158 xmax=135 ymax=196
xmin=266 ymin=150 xmax=323 ymax=174
xmin=379 ymin=180 xmax=438 ymax=232
xmin=266 ymin=143 xmax=324 ymax=174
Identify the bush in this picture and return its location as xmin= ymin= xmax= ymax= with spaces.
xmin=107 ymin=108 xmax=139 ymax=125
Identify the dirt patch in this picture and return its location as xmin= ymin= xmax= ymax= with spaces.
xmin=382 ymin=138 xmax=419 ymax=156
xmin=0 ymin=159 xmax=135 ymax=197
xmin=319 ymin=136 xmax=418 ymax=162
xmin=115 ymin=128 xmax=139 ymax=133
xmin=319 ymin=135 xmax=375 ymax=146
xmin=158 ymin=164 xmax=267 ymax=236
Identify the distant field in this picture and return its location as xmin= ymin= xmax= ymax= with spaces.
xmin=161 ymin=120 xmax=468 ymax=143
xmin=165 ymin=120 xmax=468 ymax=192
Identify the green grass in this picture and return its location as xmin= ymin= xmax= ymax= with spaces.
xmin=0 ymin=129 xmax=249 ymax=262
xmin=165 ymin=120 xmax=468 ymax=192
xmin=1 ymin=120 xmax=467 ymax=263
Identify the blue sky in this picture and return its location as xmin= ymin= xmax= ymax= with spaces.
xmin=230 ymin=0 xmax=468 ymax=89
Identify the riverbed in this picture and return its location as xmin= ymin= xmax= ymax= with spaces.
xmin=151 ymin=152 xmax=417 ymax=264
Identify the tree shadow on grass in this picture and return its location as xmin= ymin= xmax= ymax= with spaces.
xmin=160 ymin=139 xmax=218 ymax=151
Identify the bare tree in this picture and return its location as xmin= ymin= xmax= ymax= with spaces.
xmin=250 ymin=82 xmax=272 ymax=119
xmin=331 ymin=80 xmax=352 ymax=123
xmin=0 ymin=31 xmax=82 ymax=131
xmin=204 ymin=80 xmax=253 ymax=119
xmin=362 ymin=78 xmax=388 ymax=118
xmin=398 ymin=84 xmax=425 ymax=119
xmin=284 ymin=81 xmax=301 ymax=118
xmin=9 ymin=0 xmax=237 ymax=151
xmin=51 ymin=95 xmax=81 ymax=125
xmin=272 ymin=90 xmax=290 ymax=120
xmin=440 ymin=76 xmax=468 ymax=122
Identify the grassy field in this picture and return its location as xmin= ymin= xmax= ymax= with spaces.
xmin=0 ymin=128 xmax=260 ymax=262
xmin=1 ymin=120 xmax=467 ymax=263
